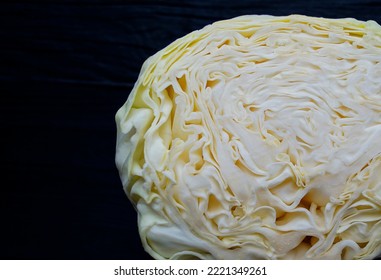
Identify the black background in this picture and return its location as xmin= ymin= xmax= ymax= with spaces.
xmin=2 ymin=0 xmax=381 ymax=260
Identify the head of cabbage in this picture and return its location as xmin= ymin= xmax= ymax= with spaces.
xmin=115 ymin=15 xmax=381 ymax=259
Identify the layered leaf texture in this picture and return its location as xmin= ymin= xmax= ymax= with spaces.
xmin=115 ymin=15 xmax=381 ymax=259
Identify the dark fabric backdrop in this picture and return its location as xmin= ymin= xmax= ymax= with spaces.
xmin=2 ymin=0 xmax=381 ymax=260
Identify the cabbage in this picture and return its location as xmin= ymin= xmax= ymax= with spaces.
xmin=115 ymin=15 xmax=381 ymax=259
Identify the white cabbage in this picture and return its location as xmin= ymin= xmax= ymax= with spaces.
xmin=115 ymin=15 xmax=381 ymax=259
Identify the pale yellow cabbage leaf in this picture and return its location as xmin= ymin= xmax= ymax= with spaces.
xmin=115 ymin=15 xmax=381 ymax=259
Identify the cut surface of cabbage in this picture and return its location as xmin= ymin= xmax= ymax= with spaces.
xmin=115 ymin=15 xmax=381 ymax=259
